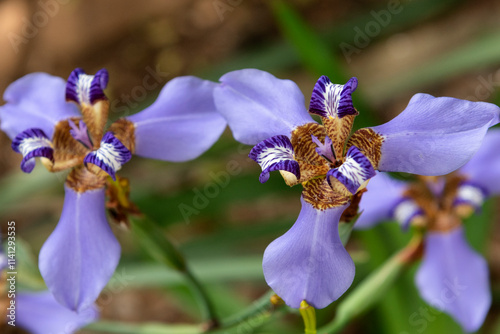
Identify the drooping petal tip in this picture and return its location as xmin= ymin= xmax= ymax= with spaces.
xmin=309 ymin=76 xmax=358 ymax=119
xmin=66 ymin=68 xmax=109 ymax=105
xmin=17 ymin=291 xmax=98 ymax=334
xmin=11 ymin=128 xmax=54 ymax=173
xmin=416 ymin=227 xmax=491 ymax=332
xmin=39 ymin=185 xmax=121 ymax=311
xmin=263 ymin=197 xmax=354 ymax=309
xmin=249 ymin=135 xmax=300 ymax=183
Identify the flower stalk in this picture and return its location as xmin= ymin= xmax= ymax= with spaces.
xmin=300 ymin=301 xmax=317 ymax=334
xmin=129 ymin=216 xmax=219 ymax=329
xmin=318 ymin=234 xmax=423 ymax=334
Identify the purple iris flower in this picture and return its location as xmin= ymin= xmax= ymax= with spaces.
xmin=213 ymin=69 xmax=500 ymax=309
xmin=0 ymin=69 xmax=227 ymax=312
xmin=356 ymin=129 xmax=500 ymax=332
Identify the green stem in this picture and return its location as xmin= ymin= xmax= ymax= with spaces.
xmin=210 ymin=301 xmax=287 ymax=334
xmin=221 ymin=290 xmax=275 ymax=327
xmin=85 ymin=321 xmax=202 ymax=334
xmin=129 ymin=215 xmax=219 ymax=328
xmin=183 ymin=266 xmax=220 ymax=329
xmin=318 ymin=235 xmax=423 ymax=334
xmin=85 ymin=293 xmax=286 ymax=334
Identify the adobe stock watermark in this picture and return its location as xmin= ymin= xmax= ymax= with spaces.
xmin=178 ymin=144 xmax=249 ymax=223
xmin=340 ymin=0 xmax=406 ymax=64
xmin=465 ymin=69 xmax=500 ymax=102
xmin=212 ymin=0 xmax=244 ymax=22
xmin=399 ymin=277 xmax=467 ymax=334
xmin=110 ymin=65 xmax=169 ymax=116
xmin=8 ymin=0 xmax=71 ymax=54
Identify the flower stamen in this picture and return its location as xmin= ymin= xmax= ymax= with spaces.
xmin=68 ymin=119 xmax=93 ymax=149
xmin=311 ymin=134 xmax=336 ymax=163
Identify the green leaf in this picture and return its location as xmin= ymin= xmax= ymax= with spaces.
xmin=110 ymin=256 xmax=264 ymax=288
xmin=129 ymin=216 xmax=187 ymax=271
xmin=0 ymin=168 xmax=60 ymax=210
xmin=269 ymin=0 xmax=345 ymax=82
xmin=319 ymin=234 xmax=421 ymax=333
xmin=85 ymin=321 xmax=202 ymax=334
xmin=7 ymin=238 xmax=45 ymax=290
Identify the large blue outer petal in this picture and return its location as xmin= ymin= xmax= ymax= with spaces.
xmin=0 ymin=73 xmax=79 ymax=139
xmin=39 ymin=185 xmax=121 ymax=312
xmin=17 ymin=291 xmax=98 ymax=334
xmin=372 ymin=94 xmax=500 ymax=175
xmin=459 ymin=128 xmax=500 ymax=196
xmin=127 ymin=76 xmax=227 ymax=162
xmin=263 ymin=197 xmax=354 ymax=309
xmin=415 ymin=227 xmax=491 ymax=332
xmin=214 ymin=69 xmax=314 ymax=145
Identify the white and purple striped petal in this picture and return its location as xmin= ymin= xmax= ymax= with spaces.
xmin=11 ymin=128 xmax=54 ymax=173
xmin=416 ymin=227 xmax=491 ymax=333
xmin=454 ymin=181 xmax=488 ymax=211
xmin=214 ymin=69 xmax=314 ymax=145
xmin=309 ymin=76 xmax=358 ymax=119
xmin=127 ymin=76 xmax=227 ymax=162
xmin=391 ymin=197 xmax=423 ymax=230
xmin=66 ymin=68 xmax=109 ymax=106
xmin=17 ymin=291 xmax=98 ymax=334
xmin=327 ymin=146 xmax=376 ymax=194
xmin=0 ymin=72 xmax=79 ymax=139
xmin=355 ymin=172 xmax=407 ymax=229
xmin=248 ymin=135 xmax=300 ymax=183
xmin=263 ymin=197 xmax=354 ymax=309
xmin=39 ymin=185 xmax=121 ymax=312
xmin=371 ymin=94 xmax=500 ymax=175
xmin=459 ymin=128 xmax=500 ymax=196
xmin=84 ymin=132 xmax=132 ymax=180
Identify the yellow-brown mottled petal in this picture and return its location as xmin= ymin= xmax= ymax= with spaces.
xmin=291 ymin=122 xmax=326 ymax=165
xmin=66 ymin=166 xmax=107 ymax=192
xmin=108 ymin=118 xmax=136 ymax=153
xmin=82 ymin=100 xmax=110 ymax=146
xmin=302 ymin=177 xmax=350 ymax=210
xmin=323 ymin=114 xmax=356 ymax=158
xmin=346 ymin=128 xmax=383 ymax=169
xmin=48 ymin=118 xmax=89 ymax=172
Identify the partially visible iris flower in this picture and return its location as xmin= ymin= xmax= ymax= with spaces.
xmin=0 ymin=69 xmax=227 ymax=311
xmin=0 ymin=241 xmax=97 ymax=333
xmin=355 ymin=129 xmax=500 ymax=332
xmin=213 ymin=69 xmax=500 ymax=309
